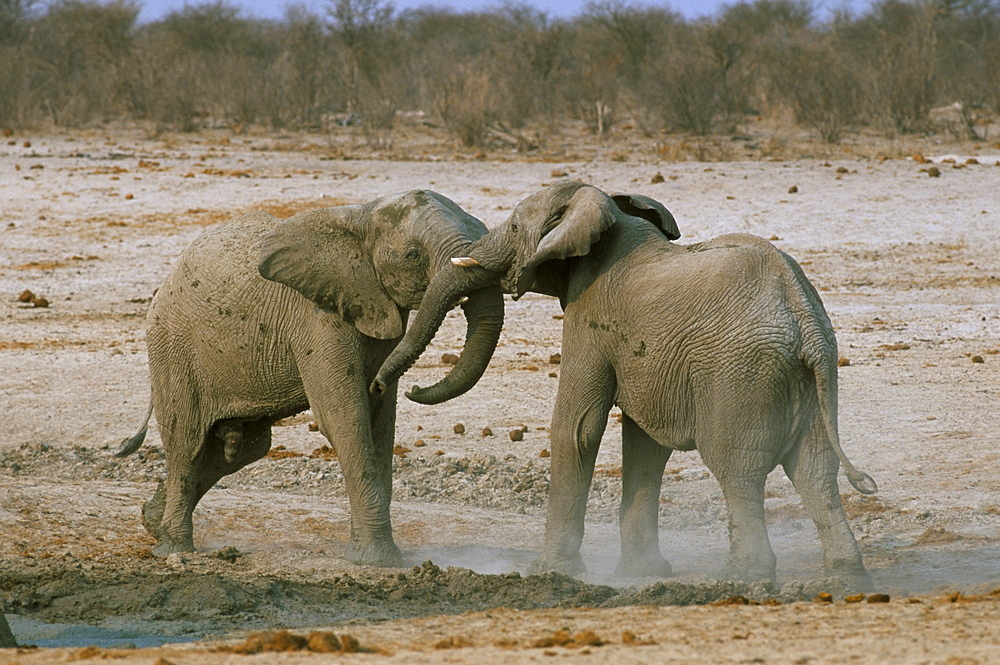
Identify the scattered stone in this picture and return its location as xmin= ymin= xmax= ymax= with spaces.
xmin=211 ymin=545 xmax=242 ymax=563
xmin=844 ymin=594 xmax=866 ymax=603
xmin=539 ymin=449 xmax=550 ymax=458
xmin=867 ymin=593 xmax=890 ymax=603
xmin=927 ymin=166 xmax=941 ymax=177
xmin=814 ymin=592 xmax=834 ymax=603
xmin=550 ymin=169 xmax=568 ymax=178
xmin=31 ymin=296 xmax=48 ymax=308
xmin=769 ymin=235 xmax=781 ymax=241
xmin=509 ymin=429 xmax=523 ymax=442
xmin=453 ymin=423 xmax=465 ymax=434
xmin=481 ymin=427 xmax=493 ymax=437
xmin=549 ymin=353 xmax=561 ymax=364
xmin=17 ymin=289 xmax=34 ymax=302
xmin=838 ymin=357 xmax=851 ymax=367
xmin=788 ymin=185 xmax=798 ymax=194
xmin=651 ymin=172 xmax=665 ymax=184
xmin=306 ymin=631 xmax=341 ymax=653
xmin=413 ymin=439 xmax=426 ymax=447
xmin=442 ymin=353 xmax=460 ymax=365
xmin=971 ymin=355 xmax=984 ymax=364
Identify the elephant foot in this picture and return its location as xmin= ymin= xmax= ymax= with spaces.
xmin=344 ymin=538 xmax=402 ymax=568
xmin=615 ymin=552 xmax=673 ymax=578
xmin=721 ymin=557 xmax=776 ymax=585
xmin=141 ymin=482 xmax=167 ymax=539
xmin=152 ymin=536 xmax=195 ymax=558
xmin=826 ymin=560 xmax=875 ymax=593
xmin=528 ymin=551 xmax=586 ymax=577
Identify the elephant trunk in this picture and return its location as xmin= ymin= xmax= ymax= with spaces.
xmin=371 ymin=259 xmax=504 ymax=404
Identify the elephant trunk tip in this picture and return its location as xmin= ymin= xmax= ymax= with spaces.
xmin=403 ymin=384 xmax=440 ymax=405
xmin=369 ymin=377 xmax=389 ymax=395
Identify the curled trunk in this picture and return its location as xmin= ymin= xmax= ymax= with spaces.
xmin=371 ymin=260 xmax=504 ymax=404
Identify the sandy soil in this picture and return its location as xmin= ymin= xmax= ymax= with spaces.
xmin=0 ymin=127 xmax=998 ymax=663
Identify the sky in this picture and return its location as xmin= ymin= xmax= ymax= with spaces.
xmin=136 ymin=0 xmax=872 ymax=24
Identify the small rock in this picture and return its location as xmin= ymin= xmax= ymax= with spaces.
xmin=838 ymin=357 xmax=851 ymax=367
xmin=650 ymin=172 xmax=665 ymax=184
xmin=768 ymin=235 xmax=781 ymax=241
xmin=212 ymin=545 xmax=242 ymax=563
xmin=788 ymin=185 xmax=798 ymax=194
xmin=481 ymin=427 xmax=493 ymax=437
xmin=509 ymin=429 xmax=523 ymax=442
xmin=306 ymin=631 xmax=341 ymax=653
xmin=550 ymin=169 xmax=568 ymax=178
xmin=17 ymin=289 xmax=34 ymax=302
xmin=814 ymin=592 xmax=834 ymax=603
xmin=844 ymin=593 xmax=866 ymax=603
xmin=867 ymin=593 xmax=891 ymax=603
xmin=539 ymin=449 xmax=550 ymax=458
xmin=549 ymin=353 xmax=561 ymax=364
xmin=441 ymin=353 xmax=460 ymax=365
xmin=31 ymin=296 xmax=49 ymax=308
xmin=413 ymin=439 xmax=426 ymax=447
xmin=453 ymin=423 xmax=465 ymax=434
xmin=971 ymin=355 xmax=984 ymax=364
xmin=308 ymin=422 xmax=319 ymax=431
xmin=927 ymin=166 xmax=941 ymax=177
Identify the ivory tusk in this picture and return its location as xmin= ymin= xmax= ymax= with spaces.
xmin=451 ymin=256 xmax=480 ymax=267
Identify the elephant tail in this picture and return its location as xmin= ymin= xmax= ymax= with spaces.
xmin=811 ymin=353 xmax=878 ymax=495
xmin=116 ymin=399 xmax=153 ymax=458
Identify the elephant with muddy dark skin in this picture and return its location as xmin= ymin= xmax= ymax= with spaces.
xmin=117 ymin=190 xmax=504 ymax=566
xmin=372 ymin=181 xmax=878 ymax=589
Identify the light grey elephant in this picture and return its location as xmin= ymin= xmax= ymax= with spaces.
xmin=117 ymin=190 xmax=504 ymax=566
xmin=372 ymin=180 xmax=878 ymax=589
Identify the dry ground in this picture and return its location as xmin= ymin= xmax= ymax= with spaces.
xmin=0 ymin=126 xmax=998 ymax=663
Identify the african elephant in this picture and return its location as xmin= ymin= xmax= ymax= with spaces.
xmin=117 ymin=190 xmax=504 ymax=566
xmin=373 ymin=180 xmax=878 ymax=589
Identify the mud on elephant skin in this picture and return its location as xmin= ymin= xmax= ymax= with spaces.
xmin=117 ymin=190 xmax=504 ymax=566
xmin=376 ymin=180 xmax=878 ymax=590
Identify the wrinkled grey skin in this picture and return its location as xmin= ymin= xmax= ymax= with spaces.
xmin=118 ymin=190 xmax=504 ymax=566
xmin=375 ymin=181 xmax=877 ymax=589
xmin=0 ymin=612 xmax=15 ymax=648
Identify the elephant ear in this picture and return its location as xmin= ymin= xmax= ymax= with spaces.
xmin=610 ymin=192 xmax=680 ymax=240
xmin=258 ymin=209 xmax=403 ymax=339
xmin=524 ymin=185 xmax=619 ymax=271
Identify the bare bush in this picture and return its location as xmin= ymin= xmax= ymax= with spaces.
xmin=1 ymin=0 xmax=997 ymax=145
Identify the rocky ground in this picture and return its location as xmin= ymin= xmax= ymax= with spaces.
xmin=0 ymin=126 xmax=998 ymax=663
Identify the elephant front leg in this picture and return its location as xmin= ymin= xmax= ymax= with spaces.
xmin=529 ymin=366 xmax=614 ymax=577
xmin=616 ymin=415 xmax=673 ymax=578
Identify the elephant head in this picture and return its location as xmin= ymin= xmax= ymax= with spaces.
xmin=373 ymin=181 xmax=677 ymax=402
xmin=257 ymin=189 xmax=505 ymax=403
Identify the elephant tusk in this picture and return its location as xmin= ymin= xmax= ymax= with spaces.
xmin=451 ymin=257 xmax=480 ymax=267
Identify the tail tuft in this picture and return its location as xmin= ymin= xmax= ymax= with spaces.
xmin=116 ymin=424 xmax=147 ymax=457
xmin=847 ymin=471 xmax=878 ymax=495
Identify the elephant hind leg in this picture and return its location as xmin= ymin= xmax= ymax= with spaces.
xmin=616 ymin=415 xmax=673 ymax=578
xmin=149 ymin=417 xmax=272 ymax=557
xmin=782 ymin=424 xmax=873 ymax=591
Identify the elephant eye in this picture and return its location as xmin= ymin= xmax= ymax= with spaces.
xmin=404 ymin=247 xmax=422 ymax=261
xmin=511 ymin=222 xmax=519 ymax=234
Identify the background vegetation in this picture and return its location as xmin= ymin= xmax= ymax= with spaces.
xmin=1 ymin=0 xmax=998 ymax=146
